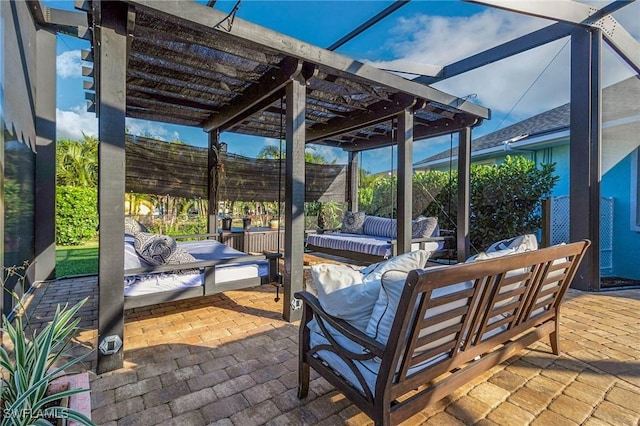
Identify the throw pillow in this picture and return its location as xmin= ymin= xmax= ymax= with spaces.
xmin=486 ymin=234 xmax=538 ymax=253
xmin=311 ymin=263 xmax=380 ymax=331
xmin=134 ymin=232 xmax=177 ymax=265
xmin=466 ymin=247 xmax=517 ymax=262
xmin=411 ymin=216 xmax=438 ymax=239
xmin=166 ymin=246 xmax=199 ymax=275
xmin=362 ymin=249 xmax=431 ymax=283
xmin=341 ymin=211 xmax=366 ymax=234
xmin=125 ymin=217 xmax=148 ymax=234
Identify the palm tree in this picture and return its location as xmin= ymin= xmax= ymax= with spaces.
xmin=56 ymin=134 xmax=98 ymax=187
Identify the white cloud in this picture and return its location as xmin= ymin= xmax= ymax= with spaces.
xmin=56 ymin=107 xmax=181 ymax=142
xmin=372 ymin=4 xmax=639 ymax=119
xmin=57 ymin=50 xmax=83 ymax=79
xmin=125 ymin=118 xmax=178 ymax=141
xmin=56 ymin=106 xmax=97 ymax=140
xmin=307 ymin=144 xmax=347 ymax=164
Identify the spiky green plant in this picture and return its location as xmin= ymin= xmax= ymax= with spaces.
xmin=0 ymin=298 xmax=95 ymax=426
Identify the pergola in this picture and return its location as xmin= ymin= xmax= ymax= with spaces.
xmin=83 ymin=1 xmax=491 ymax=373
xmin=28 ymin=0 xmax=640 ymax=374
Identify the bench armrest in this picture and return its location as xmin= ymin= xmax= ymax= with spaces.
xmin=295 ymin=291 xmax=385 ymax=357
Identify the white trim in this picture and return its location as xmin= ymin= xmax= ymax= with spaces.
xmin=631 ymin=148 xmax=640 ymax=232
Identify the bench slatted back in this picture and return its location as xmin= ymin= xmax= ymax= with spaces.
xmin=378 ymin=240 xmax=590 ymax=401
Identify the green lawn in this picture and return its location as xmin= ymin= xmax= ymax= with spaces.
xmin=56 ymin=242 xmax=99 ymax=278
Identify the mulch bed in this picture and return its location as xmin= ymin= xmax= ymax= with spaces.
xmin=600 ymin=276 xmax=640 ymax=289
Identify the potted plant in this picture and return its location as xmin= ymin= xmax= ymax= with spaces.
xmin=0 ymin=289 xmax=95 ymax=425
xmin=242 ymin=217 xmax=252 ymax=230
xmin=221 ymin=215 xmax=232 ymax=231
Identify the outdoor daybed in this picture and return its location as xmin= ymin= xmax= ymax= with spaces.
xmin=305 ymin=213 xmax=450 ymax=263
xmin=123 ymin=221 xmax=279 ymax=309
xmin=296 ymin=239 xmax=590 ymax=425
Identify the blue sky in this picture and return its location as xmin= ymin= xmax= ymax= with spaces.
xmin=49 ymin=0 xmax=639 ymax=174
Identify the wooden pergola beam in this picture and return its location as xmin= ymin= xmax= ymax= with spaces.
xmin=204 ymin=57 xmax=302 ymax=132
xmin=339 ymin=115 xmax=481 ymax=152
xmin=306 ymin=93 xmax=417 ymax=142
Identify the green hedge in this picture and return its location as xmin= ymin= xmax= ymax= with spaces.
xmin=359 ymin=156 xmax=558 ymax=254
xmin=424 ymin=156 xmax=558 ymax=253
xmin=56 ymin=186 xmax=98 ymax=246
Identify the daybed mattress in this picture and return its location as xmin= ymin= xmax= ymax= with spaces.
xmin=306 ymin=232 xmax=442 ymax=258
xmin=124 ymin=235 xmax=268 ymax=297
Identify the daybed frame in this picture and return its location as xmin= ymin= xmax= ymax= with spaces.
xmin=124 ymin=233 xmax=280 ymax=310
xmin=296 ymin=240 xmax=590 ymax=425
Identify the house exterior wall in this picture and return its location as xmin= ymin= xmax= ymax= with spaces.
xmin=424 ymin=141 xmax=640 ymax=280
xmin=602 ymin=152 xmax=640 ymax=280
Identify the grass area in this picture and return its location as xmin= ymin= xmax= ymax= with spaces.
xmin=56 ymin=241 xmax=99 ymax=278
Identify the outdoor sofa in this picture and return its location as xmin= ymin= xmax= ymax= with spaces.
xmin=296 ymin=237 xmax=590 ymax=425
xmin=305 ymin=212 xmax=451 ymax=263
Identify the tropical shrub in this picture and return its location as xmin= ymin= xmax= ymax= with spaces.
xmin=56 ymin=186 xmax=98 ymax=246
xmin=423 ymin=156 xmax=558 ymax=253
xmin=0 ymin=299 xmax=95 ymax=426
xmin=359 ymin=170 xmax=451 ymax=219
xmin=1 ymin=264 xmax=94 ymax=425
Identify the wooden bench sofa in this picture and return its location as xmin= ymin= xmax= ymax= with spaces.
xmin=296 ymin=240 xmax=590 ymax=425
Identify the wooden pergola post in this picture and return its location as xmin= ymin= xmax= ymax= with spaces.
xmin=457 ymin=127 xmax=471 ymax=262
xmin=208 ymin=131 xmax=220 ymax=233
xmin=283 ymin=77 xmax=306 ymax=322
xmin=96 ymin=2 xmax=128 ymax=374
xmin=34 ymin=27 xmax=57 ymax=281
xmin=347 ymin=151 xmax=359 ymax=212
xmin=570 ymin=27 xmax=601 ymax=291
xmin=397 ymin=110 xmax=414 ymax=255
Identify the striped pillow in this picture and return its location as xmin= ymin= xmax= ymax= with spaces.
xmin=363 ymin=216 xmax=396 ymax=238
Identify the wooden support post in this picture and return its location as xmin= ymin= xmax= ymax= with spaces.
xmin=457 ymin=127 xmax=471 ymax=262
xmin=283 ymin=77 xmax=306 ymax=322
xmin=541 ymin=198 xmax=551 ymax=248
xmin=96 ymin=2 xmax=128 ymax=374
xmin=35 ymin=27 xmax=57 ymax=281
xmin=397 ymin=110 xmax=413 ymax=255
xmin=347 ymin=151 xmax=359 ymax=212
xmin=208 ymin=131 xmax=220 ymax=234
xmin=569 ymin=28 xmax=600 ymax=291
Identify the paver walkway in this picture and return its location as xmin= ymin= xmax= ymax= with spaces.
xmin=23 ymin=276 xmax=640 ymax=425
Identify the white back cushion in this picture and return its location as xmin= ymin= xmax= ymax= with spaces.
xmin=311 ymin=264 xmax=380 ymax=331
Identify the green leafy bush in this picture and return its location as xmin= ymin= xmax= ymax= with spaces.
xmin=359 ymin=170 xmax=451 ymax=218
xmin=424 ymin=156 xmax=558 ymax=252
xmin=56 ymin=186 xmax=98 ymax=246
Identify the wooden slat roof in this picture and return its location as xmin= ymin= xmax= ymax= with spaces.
xmin=85 ymin=0 xmax=490 ymax=151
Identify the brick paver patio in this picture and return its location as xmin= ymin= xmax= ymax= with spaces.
xmin=21 ymin=276 xmax=640 ymax=425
